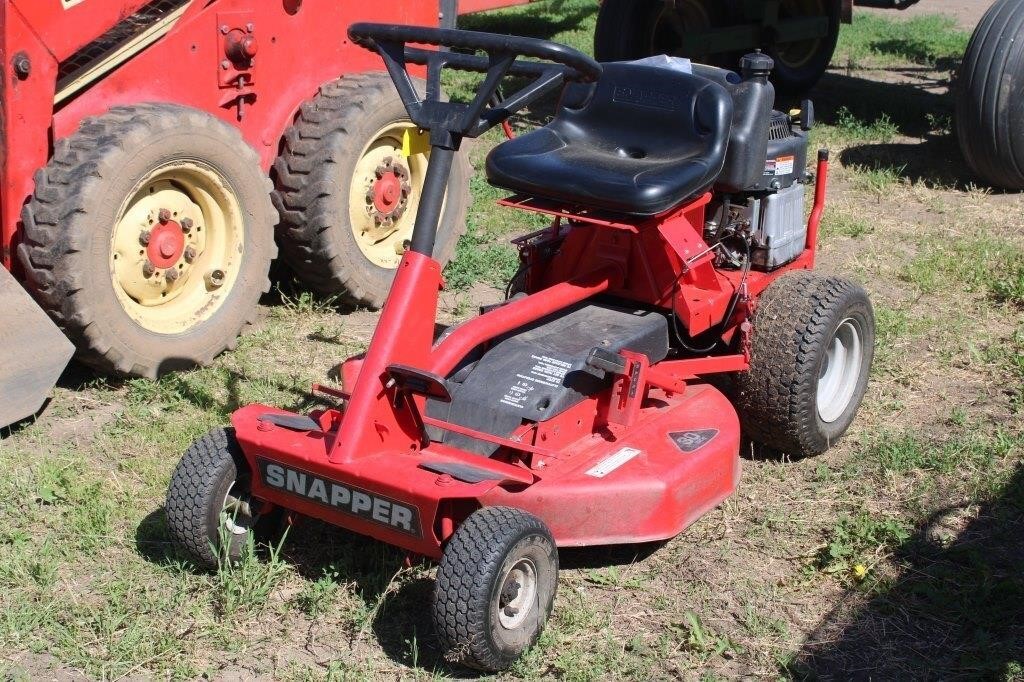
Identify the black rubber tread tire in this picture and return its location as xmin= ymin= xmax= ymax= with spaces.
xmin=593 ymin=0 xmax=734 ymax=68
xmin=433 ymin=506 xmax=558 ymax=672
xmin=593 ymin=0 xmax=838 ymax=93
xmin=272 ymin=73 xmax=471 ymax=308
xmin=955 ymin=0 xmax=1024 ymax=190
xmin=735 ymin=271 xmax=874 ymax=458
xmin=165 ymin=427 xmax=280 ymax=569
xmin=766 ymin=0 xmax=841 ymax=94
xmin=17 ymin=104 xmax=277 ymax=379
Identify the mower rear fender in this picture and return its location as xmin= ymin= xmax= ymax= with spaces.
xmin=0 ymin=267 xmax=74 ymax=428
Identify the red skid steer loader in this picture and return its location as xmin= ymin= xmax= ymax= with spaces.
xmin=0 ymin=0 xmax=526 ymax=428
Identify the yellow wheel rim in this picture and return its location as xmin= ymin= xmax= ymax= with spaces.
xmin=109 ymin=161 xmax=244 ymax=335
xmin=349 ymin=121 xmax=438 ymax=269
xmin=774 ymin=0 xmax=826 ymax=70
xmin=651 ymin=0 xmax=715 ymax=62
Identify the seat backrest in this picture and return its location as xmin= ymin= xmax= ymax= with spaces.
xmin=552 ymin=62 xmax=733 ymax=168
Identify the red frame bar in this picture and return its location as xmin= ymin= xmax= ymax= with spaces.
xmin=429 ymin=265 xmax=619 ymax=376
xmin=421 ymin=415 xmax=553 ymax=457
xmin=805 ymin=149 xmax=830 ymax=263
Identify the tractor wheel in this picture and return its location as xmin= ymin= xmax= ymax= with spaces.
xmin=594 ymin=0 xmax=838 ymax=93
xmin=273 ymin=73 xmax=471 ymax=308
xmin=735 ymin=272 xmax=874 ymax=458
xmin=594 ymin=0 xmax=735 ymax=68
xmin=166 ymin=427 xmax=282 ymax=569
xmin=18 ymin=104 xmax=276 ymax=379
xmin=766 ymin=0 xmax=840 ymax=94
xmin=433 ymin=506 xmax=558 ymax=672
xmin=955 ymin=0 xmax=1024 ymax=190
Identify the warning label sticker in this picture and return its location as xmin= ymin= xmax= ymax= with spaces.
xmin=765 ymin=155 xmax=795 ymax=176
xmin=585 ymin=447 xmax=642 ymax=478
xmin=499 ymin=354 xmax=571 ymax=410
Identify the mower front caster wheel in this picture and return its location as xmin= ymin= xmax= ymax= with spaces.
xmin=165 ymin=427 xmax=280 ymax=569
xmin=433 ymin=506 xmax=558 ymax=671
xmin=736 ymin=272 xmax=874 ymax=458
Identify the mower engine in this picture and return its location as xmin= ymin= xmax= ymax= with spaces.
xmin=697 ymin=53 xmax=814 ymax=271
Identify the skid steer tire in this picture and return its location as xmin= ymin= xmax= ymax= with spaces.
xmin=735 ymin=271 xmax=874 ymax=458
xmin=18 ymin=104 xmax=276 ymax=379
xmin=166 ymin=427 xmax=282 ymax=569
xmin=272 ymin=73 xmax=470 ymax=308
xmin=955 ymin=0 xmax=1024 ymax=190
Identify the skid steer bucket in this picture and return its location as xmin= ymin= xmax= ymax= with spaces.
xmin=0 ymin=268 xmax=74 ymax=428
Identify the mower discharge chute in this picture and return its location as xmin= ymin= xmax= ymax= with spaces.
xmin=167 ymin=24 xmax=875 ymax=672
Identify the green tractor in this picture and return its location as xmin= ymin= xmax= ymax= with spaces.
xmin=593 ymin=0 xmax=1024 ymax=191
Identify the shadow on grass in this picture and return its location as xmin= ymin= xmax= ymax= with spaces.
xmin=783 ymin=67 xmax=1009 ymax=193
xmin=839 ymin=138 xmax=984 ymax=192
xmin=793 ymin=465 xmax=1024 ymax=679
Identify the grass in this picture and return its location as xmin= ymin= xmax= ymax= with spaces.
xmin=834 ymin=13 xmax=971 ymax=68
xmin=1 ymin=5 xmax=1023 ymax=681
xmin=902 ymin=233 xmax=1024 ymax=306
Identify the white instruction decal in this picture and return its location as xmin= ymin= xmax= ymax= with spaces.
xmin=499 ymin=354 xmax=571 ymax=410
xmin=585 ymin=447 xmax=642 ymax=478
xmin=774 ymin=155 xmax=795 ymax=175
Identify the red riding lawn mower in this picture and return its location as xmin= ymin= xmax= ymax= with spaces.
xmin=167 ymin=23 xmax=876 ymax=671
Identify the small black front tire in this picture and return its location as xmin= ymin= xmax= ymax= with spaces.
xmin=433 ymin=506 xmax=558 ymax=671
xmin=736 ymin=272 xmax=874 ymax=457
xmin=165 ymin=427 xmax=276 ymax=569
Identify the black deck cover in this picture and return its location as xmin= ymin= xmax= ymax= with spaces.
xmin=427 ymin=302 xmax=669 ymax=455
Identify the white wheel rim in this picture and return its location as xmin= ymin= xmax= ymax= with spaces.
xmin=496 ymin=557 xmax=538 ymax=630
xmin=220 ymin=484 xmax=254 ymax=537
xmin=109 ymin=161 xmax=244 ymax=334
xmin=816 ymin=318 xmax=863 ymax=423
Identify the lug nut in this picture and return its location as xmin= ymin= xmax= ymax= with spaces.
xmin=12 ymin=52 xmax=31 ymax=80
xmin=139 ymin=230 xmax=152 ymax=246
xmin=180 ymin=217 xmax=193 ymax=233
xmin=183 ymin=246 xmax=197 ymax=263
xmin=158 ymin=208 xmax=171 ymax=223
xmin=165 ymin=268 xmax=180 ymax=282
xmin=205 ymin=269 xmax=226 ymax=288
xmin=142 ymin=260 xmax=155 ymax=277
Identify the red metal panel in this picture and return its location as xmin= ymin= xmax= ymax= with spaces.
xmin=478 ymin=384 xmax=741 ymax=546
xmin=459 ymin=0 xmax=533 ymax=14
xmin=11 ymin=0 xmax=158 ymax=61
xmin=0 ymin=3 xmax=59 ymax=270
xmin=50 ymin=0 xmax=437 ymax=169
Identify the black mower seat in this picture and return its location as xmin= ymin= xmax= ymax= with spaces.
xmin=485 ymin=61 xmax=734 ymax=216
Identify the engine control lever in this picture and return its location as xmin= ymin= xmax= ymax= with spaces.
xmin=586 ymin=347 xmax=628 ymax=375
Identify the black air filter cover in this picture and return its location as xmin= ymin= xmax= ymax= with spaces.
xmin=763 ymin=111 xmax=808 ymax=189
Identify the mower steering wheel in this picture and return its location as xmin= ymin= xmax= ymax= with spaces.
xmin=348 ymin=23 xmax=603 ymax=146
